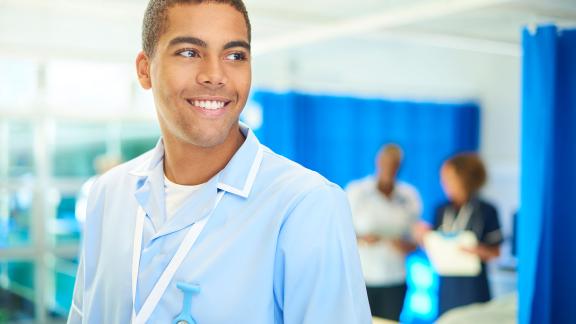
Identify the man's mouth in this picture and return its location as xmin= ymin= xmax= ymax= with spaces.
xmin=186 ymin=99 xmax=231 ymax=110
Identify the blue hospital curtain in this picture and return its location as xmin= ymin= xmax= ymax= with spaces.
xmin=253 ymin=91 xmax=480 ymax=322
xmin=519 ymin=25 xmax=576 ymax=324
xmin=253 ymin=91 xmax=479 ymax=225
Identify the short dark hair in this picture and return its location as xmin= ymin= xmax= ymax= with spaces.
xmin=445 ymin=153 xmax=487 ymax=195
xmin=142 ymin=0 xmax=251 ymax=57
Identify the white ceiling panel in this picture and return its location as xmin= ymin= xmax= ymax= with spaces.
xmin=0 ymin=0 xmax=574 ymax=60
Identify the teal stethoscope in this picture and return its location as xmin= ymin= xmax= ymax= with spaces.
xmin=131 ymin=191 xmax=225 ymax=324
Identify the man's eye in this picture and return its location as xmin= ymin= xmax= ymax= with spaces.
xmin=226 ymin=52 xmax=247 ymax=61
xmin=178 ymin=49 xmax=199 ymax=58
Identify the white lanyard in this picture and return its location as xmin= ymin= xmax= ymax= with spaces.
xmin=131 ymin=190 xmax=225 ymax=324
xmin=441 ymin=203 xmax=473 ymax=234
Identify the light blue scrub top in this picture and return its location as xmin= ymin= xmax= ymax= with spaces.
xmin=68 ymin=124 xmax=371 ymax=324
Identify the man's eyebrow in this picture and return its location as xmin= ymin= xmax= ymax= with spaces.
xmin=223 ymin=40 xmax=251 ymax=52
xmin=168 ymin=37 xmax=250 ymax=52
xmin=168 ymin=36 xmax=207 ymax=48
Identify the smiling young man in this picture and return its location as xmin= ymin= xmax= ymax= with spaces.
xmin=67 ymin=1 xmax=371 ymax=323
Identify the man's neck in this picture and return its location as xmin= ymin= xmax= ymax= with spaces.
xmin=377 ymin=181 xmax=395 ymax=198
xmin=163 ymin=127 xmax=245 ymax=185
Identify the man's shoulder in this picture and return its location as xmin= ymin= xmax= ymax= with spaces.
xmin=396 ymin=180 xmax=416 ymax=190
xmin=396 ymin=180 xmax=421 ymax=198
xmin=344 ymin=176 xmax=374 ymax=193
xmin=257 ymin=147 xmax=352 ymax=223
xmin=257 ymin=145 xmax=344 ymax=197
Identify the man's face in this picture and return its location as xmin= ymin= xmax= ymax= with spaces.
xmin=377 ymin=153 xmax=399 ymax=186
xmin=137 ymin=3 xmax=251 ymax=148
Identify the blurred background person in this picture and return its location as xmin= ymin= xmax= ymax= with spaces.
xmin=414 ymin=152 xmax=503 ymax=316
xmin=346 ymin=144 xmax=422 ymax=321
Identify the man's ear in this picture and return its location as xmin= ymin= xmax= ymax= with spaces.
xmin=136 ymin=51 xmax=152 ymax=89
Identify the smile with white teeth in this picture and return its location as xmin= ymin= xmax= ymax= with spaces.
xmin=192 ymin=100 xmax=227 ymax=110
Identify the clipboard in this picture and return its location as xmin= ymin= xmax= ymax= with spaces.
xmin=423 ymin=230 xmax=481 ymax=276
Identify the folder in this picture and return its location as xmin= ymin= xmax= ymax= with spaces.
xmin=423 ymin=231 xmax=481 ymax=276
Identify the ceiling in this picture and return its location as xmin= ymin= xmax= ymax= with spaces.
xmin=1 ymin=0 xmax=575 ymax=61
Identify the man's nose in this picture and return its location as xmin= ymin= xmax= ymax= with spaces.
xmin=196 ymin=58 xmax=227 ymax=89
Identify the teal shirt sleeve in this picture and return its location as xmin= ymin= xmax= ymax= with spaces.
xmin=273 ymin=183 xmax=371 ymax=324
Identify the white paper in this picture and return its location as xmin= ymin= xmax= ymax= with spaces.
xmin=423 ymin=231 xmax=481 ymax=276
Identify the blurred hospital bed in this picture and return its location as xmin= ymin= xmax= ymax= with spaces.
xmin=437 ymin=293 xmax=517 ymax=324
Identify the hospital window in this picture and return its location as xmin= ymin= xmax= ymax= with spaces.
xmin=0 ymin=58 xmax=160 ymax=323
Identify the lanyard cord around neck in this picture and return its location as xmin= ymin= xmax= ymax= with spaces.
xmin=441 ymin=202 xmax=473 ymax=234
xmin=131 ymin=190 xmax=225 ymax=324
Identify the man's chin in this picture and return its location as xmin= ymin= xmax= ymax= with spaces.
xmin=182 ymin=134 xmax=226 ymax=148
xmin=184 ymin=128 xmax=234 ymax=149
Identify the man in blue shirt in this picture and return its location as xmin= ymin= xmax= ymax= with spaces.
xmin=67 ymin=1 xmax=371 ymax=323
